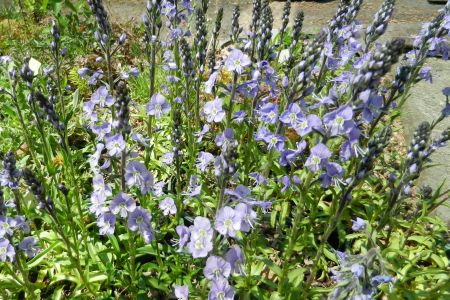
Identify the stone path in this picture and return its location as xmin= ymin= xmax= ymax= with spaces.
xmin=104 ymin=0 xmax=450 ymax=223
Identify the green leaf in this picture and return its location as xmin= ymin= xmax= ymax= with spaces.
xmin=88 ymin=272 xmax=108 ymax=283
xmin=28 ymin=241 xmax=62 ymax=268
xmin=52 ymin=285 xmax=64 ymax=300
xmin=430 ymin=254 xmax=446 ymax=268
xmin=42 ymin=0 xmax=49 ymax=12
xmin=108 ymin=235 xmax=120 ymax=254
xmin=287 ymin=267 xmax=305 ymax=288
xmin=261 ymin=258 xmax=282 ymax=277
xmin=51 ymin=274 xmax=80 ymax=285
xmin=64 ymin=0 xmax=78 ymax=13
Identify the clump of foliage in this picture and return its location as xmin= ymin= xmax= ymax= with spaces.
xmin=0 ymin=0 xmax=450 ymax=299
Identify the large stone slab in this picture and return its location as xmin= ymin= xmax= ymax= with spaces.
xmin=400 ymin=58 xmax=450 ymax=223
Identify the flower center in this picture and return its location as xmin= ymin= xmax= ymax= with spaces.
xmin=234 ymin=59 xmax=241 ymax=67
xmin=136 ymin=216 xmax=144 ymax=224
xmin=312 ymin=156 xmax=321 ymax=165
xmin=270 ymin=136 xmax=278 ymax=145
xmin=194 ymin=240 xmax=204 ymax=249
xmin=224 ymin=219 xmax=233 ymax=228
xmin=289 ymin=113 xmax=297 ymax=123
xmin=335 ymin=116 xmax=345 ymax=126
xmin=299 ymin=120 xmax=308 ymax=129
xmin=0 ymin=247 xmax=6 ymax=255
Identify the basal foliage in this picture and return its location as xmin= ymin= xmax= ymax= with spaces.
xmin=0 ymin=0 xmax=449 ymax=299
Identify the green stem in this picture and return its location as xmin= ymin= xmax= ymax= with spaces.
xmin=14 ymin=254 xmax=35 ymax=297
xmin=227 ymin=72 xmax=239 ymax=127
xmin=278 ymin=173 xmax=313 ymax=296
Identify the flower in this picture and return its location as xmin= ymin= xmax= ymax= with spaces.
xmin=83 ymin=100 xmax=98 ymax=122
xmin=280 ymin=103 xmax=303 ymax=127
xmin=92 ymin=174 xmax=112 ymax=201
xmin=323 ymin=105 xmax=355 ymax=136
xmin=320 ymin=162 xmax=344 ymax=187
xmin=19 ymin=236 xmax=39 ymax=258
xmin=129 ymin=67 xmax=139 ymax=78
xmin=263 ymin=132 xmax=286 ymax=152
xmin=110 ymin=193 xmax=136 ymax=218
xmin=249 ymin=172 xmax=267 ymax=186
xmin=153 ymin=181 xmax=165 ymax=197
xmin=146 ymin=93 xmax=171 ymax=119
xmin=257 ymin=102 xmax=279 ymax=124
xmin=0 ymin=151 xmax=20 ymax=189
xmin=279 ymin=140 xmax=307 ymax=166
xmin=0 ymin=239 xmax=15 ymax=262
xmin=105 ymin=134 xmax=125 ymax=157
xmin=232 ymin=110 xmax=247 ymax=124
xmin=97 ymin=213 xmax=116 ymax=235
xmin=418 ymin=66 xmax=432 ymax=83
xmin=351 ymin=217 xmax=366 ymax=231
xmin=371 ymin=275 xmax=393 ymax=286
xmin=204 ymin=256 xmax=232 ymax=280
xmin=203 ymin=98 xmax=225 ymax=123
xmin=225 ymin=49 xmax=251 ymax=74
xmin=127 ymin=207 xmax=151 ymax=232
xmin=91 ymin=86 xmax=114 ymax=107
xmin=293 ymin=114 xmax=322 ymax=137
xmin=225 ymin=185 xmax=251 ymax=201
xmin=205 ymin=71 xmax=219 ymax=94
xmin=187 ymin=217 xmax=213 ymax=258
xmin=234 ymin=203 xmax=256 ymax=232
xmin=215 ymin=128 xmax=236 ymax=151
xmin=196 ymin=152 xmax=214 ymax=172
xmin=187 ymin=235 xmax=213 ymax=258
xmin=305 ymin=143 xmax=332 ymax=172
xmin=215 ymin=206 xmax=241 ymax=237
xmin=225 ymin=245 xmax=245 ymax=275
xmin=161 ymin=152 xmax=174 ymax=165
xmin=174 ymin=225 xmax=190 ymax=252
xmin=359 ymin=89 xmax=382 ymax=123
xmin=237 ymin=81 xmax=259 ymax=99
xmin=174 ymin=285 xmax=189 ymax=300
xmin=0 ymin=216 xmax=15 ymax=238
xmin=14 ymin=216 xmax=29 ymax=233
xmin=159 ymin=197 xmax=177 ymax=216
xmin=351 ymin=263 xmax=364 ymax=278
xmin=195 ymin=124 xmax=210 ymax=142
xmin=91 ymin=122 xmax=112 ymax=140
xmin=124 ymin=161 xmax=146 ymax=187
xmin=183 ymin=175 xmax=201 ymax=198
xmin=280 ymin=175 xmax=291 ymax=193
xmin=124 ymin=161 xmax=153 ymax=193
xmin=190 ymin=217 xmax=213 ymax=240
xmin=208 ymin=278 xmax=234 ymax=300
xmin=77 ymin=67 xmax=89 ymax=78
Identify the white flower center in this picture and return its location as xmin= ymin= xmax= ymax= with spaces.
xmin=312 ymin=156 xmax=321 ymax=165
xmin=335 ymin=116 xmax=345 ymax=126
xmin=224 ymin=219 xmax=233 ymax=228
xmin=195 ymin=240 xmax=204 ymax=249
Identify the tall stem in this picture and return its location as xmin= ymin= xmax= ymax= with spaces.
xmin=227 ymin=72 xmax=238 ymax=126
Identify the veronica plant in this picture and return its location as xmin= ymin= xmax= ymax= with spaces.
xmin=1 ymin=0 xmax=450 ymax=299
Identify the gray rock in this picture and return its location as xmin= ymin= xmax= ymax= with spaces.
xmin=400 ymin=58 xmax=450 ymax=224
